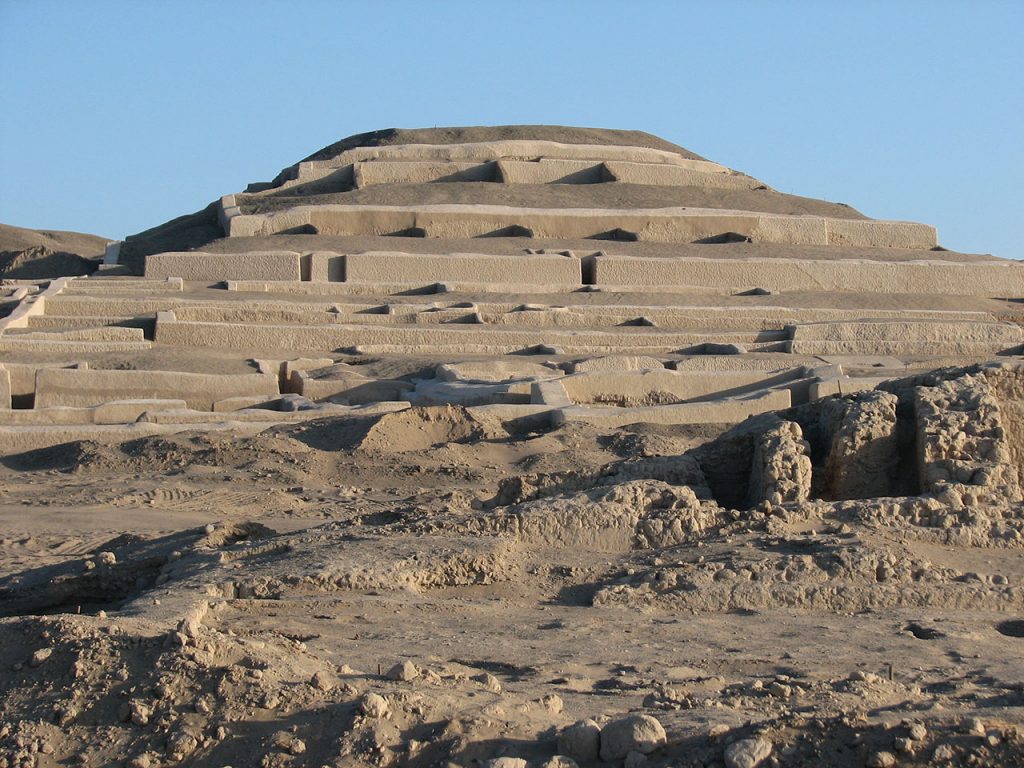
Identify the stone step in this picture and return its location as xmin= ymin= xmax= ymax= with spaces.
xmin=34 ymin=368 xmax=279 ymax=410
xmin=27 ymin=315 xmax=148 ymax=330
xmin=224 ymin=203 xmax=936 ymax=250
xmin=153 ymin=313 xmax=787 ymax=354
xmin=592 ymin=255 xmax=1024 ymax=296
xmin=0 ymin=339 xmax=152 ymax=353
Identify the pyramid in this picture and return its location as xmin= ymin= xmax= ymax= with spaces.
xmin=2 ymin=127 xmax=1024 ymax=766
xmin=3 ymin=125 xmax=1020 ymax=430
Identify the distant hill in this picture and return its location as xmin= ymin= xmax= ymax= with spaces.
xmin=0 ymin=223 xmax=109 ymax=279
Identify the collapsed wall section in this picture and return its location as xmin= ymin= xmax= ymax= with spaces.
xmin=914 ymin=370 xmax=1023 ymax=506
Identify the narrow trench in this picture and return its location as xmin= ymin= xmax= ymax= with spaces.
xmin=0 ymin=557 xmax=167 ymax=618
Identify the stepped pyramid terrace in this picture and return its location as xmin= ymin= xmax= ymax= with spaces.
xmin=2 ymin=127 xmax=1024 ymax=767
xmin=3 ymin=126 xmax=1024 ymax=437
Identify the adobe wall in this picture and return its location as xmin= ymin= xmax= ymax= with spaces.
xmin=296 ymin=140 xmax=726 ymax=172
xmin=153 ymin=313 xmax=772 ymax=354
xmin=592 ymin=255 xmax=1023 ymax=295
xmin=228 ymin=204 xmax=876 ymax=246
xmin=558 ymin=368 xmax=802 ymax=406
xmin=145 ymin=251 xmax=305 ymax=281
xmin=789 ymin=320 xmax=1023 ymax=356
xmin=602 ymin=160 xmax=757 ymax=189
xmin=914 ymin=371 xmax=1022 ymax=505
xmin=0 ymin=338 xmax=152 ymax=354
xmin=354 ymin=161 xmax=495 ymax=187
xmin=61 ymin=277 xmax=183 ymax=294
xmin=553 ymin=388 xmax=791 ymax=428
xmin=291 ymin=368 xmax=409 ymax=404
xmin=0 ymin=366 xmax=10 ymax=409
xmin=34 ymin=368 xmax=280 ymax=410
xmin=496 ymin=159 xmax=606 ymax=184
xmin=344 ymin=251 xmax=582 ymax=285
xmin=308 ymin=251 xmax=345 ymax=282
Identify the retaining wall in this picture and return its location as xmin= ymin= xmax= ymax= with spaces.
xmin=145 ymin=251 xmax=305 ymax=281
xmin=344 ymin=251 xmax=581 ymax=285
xmin=591 ymin=255 xmax=1024 ymax=295
xmin=553 ymin=388 xmax=791 ymax=428
xmin=225 ymin=204 xmax=935 ymax=249
xmin=34 ymin=368 xmax=280 ymax=410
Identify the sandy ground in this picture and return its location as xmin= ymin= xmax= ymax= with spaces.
xmin=1 ymin=404 xmax=1023 ymax=767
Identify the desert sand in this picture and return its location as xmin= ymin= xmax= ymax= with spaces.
xmin=1 ymin=126 xmax=1022 ymax=768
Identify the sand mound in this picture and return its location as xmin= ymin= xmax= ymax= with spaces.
xmin=0 ymin=223 xmax=107 ymax=279
xmin=357 ymin=404 xmax=506 ymax=453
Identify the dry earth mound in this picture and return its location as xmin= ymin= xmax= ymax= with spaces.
xmin=0 ymin=223 xmax=107 ymax=279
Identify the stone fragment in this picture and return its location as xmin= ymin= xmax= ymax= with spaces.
xmin=166 ymin=732 xmax=198 ymax=760
xmin=310 ymin=670 xmax=334 ymax=690
xmin=723 ymin=737 xmax=772 ymax=768
xmin=558 ymin=720 xmax=601 ymax=762
xmin=97 ymin=551 xmax=117 ymax=566
xmin=541 ymin=757 xmax=579 ymax=768
xmin=933 ymin=744 xmax=955 ymax=761
xmin=599 ymin=714 xmax=666 ymax=761
xmin=488 ymin=759 xmax=527 ymax=768
xmin=387 ymin=660 xmax=420 ymax=681
xmin=475 ymin=672 xmax=502 ymax=693
xmin=361 ymin=692 xmax=389 ymax=718
xmin=540 ymin=693 xmax=564 ymax=714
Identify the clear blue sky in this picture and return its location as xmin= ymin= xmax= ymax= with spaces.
xmin=1 ymin=1 xmax=1021 ymax=258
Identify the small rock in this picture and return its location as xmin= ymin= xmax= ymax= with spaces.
xmin=963 ymin=717 xmax=985 ymax=736
xmin=558 ymin=720 xmax=601 ymax=762
xmin=361 ymin=692 xmax=390 ymax=719
xmin=624 ymin=750 xmax=648 ymax=768
xmin=29 ymin=648 xmax=52 ymax=668
xmin=177 ymin=618 xmax=201 ymax=639
xmin=894 ymin=737 xmax=914 ymax=753
xmin=130 ymin=700 xmax=151 ymax=726
xmin=387 ymin=660 xmax=420 ymax=682
xmin=487 ymin=759 xmax=527 ymax=768
xmin=289 ymin=738 xmax=306 ymax=756
xmin=309 ymin=670 xmax=334 ymax=690
xmin=724 ymin=737 xmax=773 ymax=768
xmin=97 ymin=551 xmax=117 ymax=566
xmin=933 ymin=744 xmax=955 ymax=761
xmin=540 ymin=693 xmax=564 ymax=714
xmin=540 ymin=757 xmax=578 ymax=768
xmin=599 ymin=714 xmax=667 ymax=761
xmin=127 ymin=755 xmax=154 ymax=768
xmin=908 ymin=723 xmax=927 ymax=741
xmin=271 ymin=731 xmax=292 ymax=751
xmin=166 ymin=732 xmax=197 ymax=760
xmin=475 ymin=672 xmax=502 ymax=693
xmin=867 ymin=752 xmax=895 ymax=768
